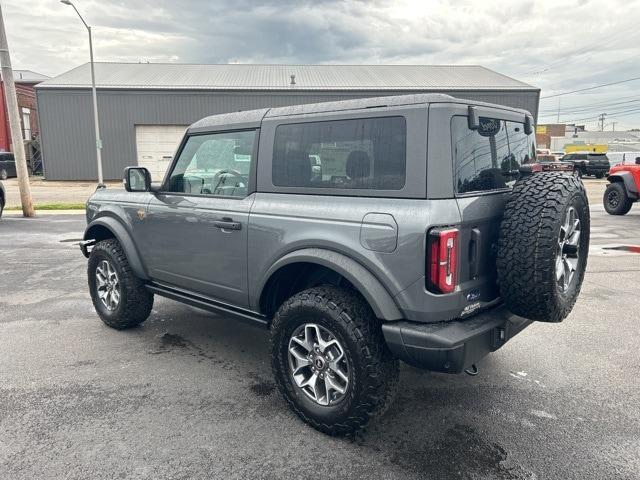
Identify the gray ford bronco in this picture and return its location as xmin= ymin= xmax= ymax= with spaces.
xmin=81 ymin=94 xmax=590 ymax=435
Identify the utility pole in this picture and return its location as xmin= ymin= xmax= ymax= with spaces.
xmin=598 ymin=113 xmax=607 ymax=132
xmin=0 ymin=4 xmax=34 ymax=216
xmin=556 ymin=98 xmax=561 ymax=123
xmin=611 ymin=122 xmax=617 ymax=132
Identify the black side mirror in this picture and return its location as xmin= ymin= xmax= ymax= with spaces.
xmin=636 ymin=157 xmax=640 ymax=165
xmin=124 ymin=166 xmax=151 ymax=192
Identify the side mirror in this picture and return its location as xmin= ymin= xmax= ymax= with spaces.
xmin=124 ymin=166 xmax=151 ymax=192
xmin=636 ymin=157 xmax=640 ymax=165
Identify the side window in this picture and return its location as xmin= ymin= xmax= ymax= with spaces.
xmin=166 ymin=130 xmax=256 ymax=197
xmin=452 ymin=116 xmax=535 ymax=194
xmin=272 ymin=117 xmax=406 ymax=191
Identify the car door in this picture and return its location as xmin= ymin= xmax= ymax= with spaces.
xmin=140 ymin=129 xmax=258 ymax=308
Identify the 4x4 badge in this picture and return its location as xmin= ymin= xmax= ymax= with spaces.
xmin=137 ymin=208 xmax=146 ymax=220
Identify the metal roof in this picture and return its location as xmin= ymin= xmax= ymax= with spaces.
xmin=2 ymin=69 xmax=49 ymax=84
xmin=37 ymin=62 xmax=536 ymax=91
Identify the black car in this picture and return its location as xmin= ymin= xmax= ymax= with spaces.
xmin=0 ymin=152 xmax=16 ymax=180
xmin=0 ymin=180 xmax=5 ymax=218
xmin=560 ymin=152 xmax=610 ymax=178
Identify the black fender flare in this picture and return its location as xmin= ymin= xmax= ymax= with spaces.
xmin=83 ymin=216 xmax=149 ymax=280
xmin=608 ymin=171 xmax=639 ymax=199
xmin=259 ymin=248 xmax=403 ymax=321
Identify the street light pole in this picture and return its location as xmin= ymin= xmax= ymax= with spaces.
xmin=61 ymin=0 xmax=103 ymax=186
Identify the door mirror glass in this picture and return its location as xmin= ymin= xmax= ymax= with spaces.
xmin=124 ymin=166 xmax=151 ymax=192
xmin=636 ymin=157 xmax=640 ymax=165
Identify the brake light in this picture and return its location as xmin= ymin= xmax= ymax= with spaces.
xmin=427 ymin=228 xmax=459 ymax=294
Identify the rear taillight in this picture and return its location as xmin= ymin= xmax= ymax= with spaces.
xmin=427 ymin=228 xmax=459 ymax=294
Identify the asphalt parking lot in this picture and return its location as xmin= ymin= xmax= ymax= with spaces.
xmin=1 ymin=201 xmax=639 ymax=479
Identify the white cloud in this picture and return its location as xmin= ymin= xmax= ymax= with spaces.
xmin=3 ymin=0 xmax=640 ymax=129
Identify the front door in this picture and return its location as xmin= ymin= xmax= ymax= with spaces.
xmin=140 ymin=129 xmax=257 ymax=308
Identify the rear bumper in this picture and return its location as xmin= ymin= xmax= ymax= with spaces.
xmin=381 ymin=305 xmax=532 ymax=373
xmin=585 ymin=166 xmax=609 ymax=174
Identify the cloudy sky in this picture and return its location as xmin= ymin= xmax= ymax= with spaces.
xmin=4 ymin=0 xmax=640 ymax=130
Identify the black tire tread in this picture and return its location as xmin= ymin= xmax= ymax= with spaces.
xmin=603 ymin=182 xmax=632 ymax=215
xmin=497 ymin=172 xmax=589 ymax=323
xmin=271 ymin=285 xmax=399 ymax=436
xmin=89 ymin=239 xmax=153 ymax=329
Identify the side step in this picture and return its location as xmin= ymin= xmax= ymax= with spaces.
xmin=146 ymin=283 xmax=270 ymax=329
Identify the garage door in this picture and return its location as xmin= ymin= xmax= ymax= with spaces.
xmin=135 ymin=125 xmax=188 ymax=180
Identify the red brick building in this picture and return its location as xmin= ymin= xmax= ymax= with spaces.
xmin=0 ymin=70 xmax=49 ymax=152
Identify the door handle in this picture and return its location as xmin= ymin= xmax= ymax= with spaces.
xmin=213 ymin=217 xmax=242 ymax=231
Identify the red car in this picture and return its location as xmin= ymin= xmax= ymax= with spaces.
xmin=604 ymin=157 xmax=640 ymax=215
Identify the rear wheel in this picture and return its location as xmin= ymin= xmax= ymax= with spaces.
xmin=497 ymin=173 xmax=590 ymax=323
xmin=595 ymin=172 xmax=605 ymax=179
xmin=603 ymin=182 xmax=632 ymax=215
xmin=88 ymin=239 xmax=153 ymax=329
xmin=271 ymin=285 xmax=399 ymax=436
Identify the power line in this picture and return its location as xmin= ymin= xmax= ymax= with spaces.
xmin=540 ymin=76 xmax=640 ymax=99
xmin=539 ymin=96 xmax=640 ymax=115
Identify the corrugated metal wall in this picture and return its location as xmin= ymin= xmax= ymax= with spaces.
xmin=37 ymin=88 xmax=539 ymax=180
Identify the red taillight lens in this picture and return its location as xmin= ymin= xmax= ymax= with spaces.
xmin=426 ymin=228 xmax=459 ymax=294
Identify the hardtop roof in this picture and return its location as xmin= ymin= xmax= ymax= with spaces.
xmin=188 ymin=93 xmax=532 ymax=131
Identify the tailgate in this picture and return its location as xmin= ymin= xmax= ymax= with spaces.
xmin=454 ymin=194 xmax=504 ymax=313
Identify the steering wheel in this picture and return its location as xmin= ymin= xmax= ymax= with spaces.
xmin=212 ymin=169 xmax=245 ymax=193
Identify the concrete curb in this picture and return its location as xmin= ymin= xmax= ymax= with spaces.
xmin=4 ymin=209 xmax=84 ymax=216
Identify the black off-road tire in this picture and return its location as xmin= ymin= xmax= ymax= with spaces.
xmin=603 ymin=182 xmax=632 ymax=215
xmin=271 ymin=285 xmax=399 ymax=436
xmin=497 ymin=172 xmax=590 ymax=323
xmin=88 ymin=239 xmax=153 ymax=329
xmin=595 ymin=172 xmax=605 ymax=179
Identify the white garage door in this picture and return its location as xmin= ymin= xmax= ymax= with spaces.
xmin=135 ymin=125 xmax=188 ymax=180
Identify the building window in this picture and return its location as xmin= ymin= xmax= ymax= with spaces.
xmin=21 ymin=107 xmax=31 ymax=140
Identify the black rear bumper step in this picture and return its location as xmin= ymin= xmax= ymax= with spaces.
xmin=382 ymin=304 xmax=532 ymax=373
xmin=146 ymin=283 xmax=270 ymax=329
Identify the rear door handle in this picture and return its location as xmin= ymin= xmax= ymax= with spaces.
xmin=213 ymin=217 xmax=242 ymax=231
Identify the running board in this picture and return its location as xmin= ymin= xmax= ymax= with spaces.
xmin=146 ymin=283 xmax=270 ymax=329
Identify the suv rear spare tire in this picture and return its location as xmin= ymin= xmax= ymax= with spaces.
xmin=497 ymin=172 xmax=590 ymax=323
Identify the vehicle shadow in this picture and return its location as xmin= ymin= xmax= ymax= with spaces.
xmin=126 ymin=298 xmax=538 ymax=479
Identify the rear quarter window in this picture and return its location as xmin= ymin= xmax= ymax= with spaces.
xmin=272 ymin=116 xmax=407 ymax=191
xmin=451 ymin=116 xmax=536 ymax=194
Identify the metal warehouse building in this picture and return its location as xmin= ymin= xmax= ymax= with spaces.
xmin=36 ymin=63 xmax=540 ymax=181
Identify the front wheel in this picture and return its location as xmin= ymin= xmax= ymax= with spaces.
xmin=604 ymin=182 xmax=632 ymax=215
xmin=271 ymin=285 xmax=399 ymax=436
xmin=88 ymin=239 xmax=154 ymax=329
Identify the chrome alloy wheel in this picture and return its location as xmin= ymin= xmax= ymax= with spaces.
xmin=95 ymin=260 xmax=121 ymax=311
xmin=556 ymin=206 xmax=581 ymax=292
xmin=288 ymin=323 xmax=350 ymax=406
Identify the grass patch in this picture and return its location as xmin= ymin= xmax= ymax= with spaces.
xmin=6 ymin=202 xmax=85 ymax=211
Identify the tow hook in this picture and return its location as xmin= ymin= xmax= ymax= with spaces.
xmin=464 ymin=364 xmax=479 ymax=376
